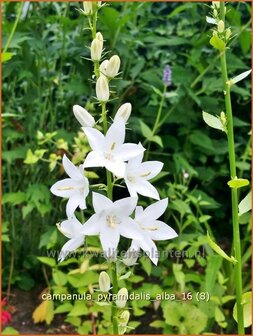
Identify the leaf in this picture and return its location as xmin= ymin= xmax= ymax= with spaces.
xmin=2 ymin=327 xmax=19 ymax=335
xmin=210 ymin=35 xmax=226 ymax=52
xmin=140 ymin=257 xmax=152 ymax=276
xmin=140 ymin=120 xmax=152 ymax=139
xmin=37 ymin=257 xmax=56 ymax=267
xmin=24 ymin=149 xmax=39 ymax=164
xmin=2 ymin=192 xmax=26 ymax=205
xmin=227 ymin=178 xmax=249 ymax=189
xmin=119 ymin=271 xmax=132 ymax=280
xmin=239 ymin=191 xmax=252 ymax=216
xmin=54 ymin=303 xmax=73 ymax=314
xmin=207 ymin=232 xmax=237 ymax=264
xmin=2 ymin=52 xmax=14 ymax=63
xmin=202 ymin=111 xmax=224 ymax=131
xmin=230 ymin=69 xmax=252 ymax=85
xmin=52 ymin=269 xmax=68 ymax=286
xmin=233 ymin=292 xmax=252 ymax=328
xmin=32 ymin=300 xmax=54 ymax=325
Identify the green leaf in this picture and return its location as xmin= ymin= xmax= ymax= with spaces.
xmin=54 ymin=302 xmax=73 ymax=314
xmin=37 ymin=257 xmax=56 ymax=267
xmin=207 ymin=232 xmax=237 ymax=264
xmin=233 ymin=292 xmax=252 ymax=328
xmin=53 ymin=269 xmax=68 ymax=286
xmin=24 ymin=149 xmax=39 ymax=164
xmin=202 ymin=111 xmax=224 ymax=131
xmin=2 ymin=52 xmax=14 ymax=63
xmin=210 ymin=35 xmax=226 ymax=52
xmin=2 ymin=327 xmax=19 ymax=335
xmin=172 ymin=263 xmax=185 ymax=291
xmin=68 ymin=300 xmax=89 ymax=317
xmin=239 ymin=191 xmax=252 ymax=216
xmin=227 ymin=178 xmax=249 ymax=189
xmin=140 ymin=257 xmax=152 ymax=276
xmin=140 ymin=120 xmax=152 ymax=139
xmin=2 ymin=192 xmax=26 ymax=205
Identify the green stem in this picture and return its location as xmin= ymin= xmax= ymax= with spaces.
xmin=144 ymin=85 xmax=166 ymax=160
xmin=220 ymin=3 xmax=244 ymax=334
xmin=3 ymin=2 xmax=24 ymax=54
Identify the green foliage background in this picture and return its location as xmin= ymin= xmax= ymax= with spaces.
xmin=2 ymin=1 xmax=251 ymax=334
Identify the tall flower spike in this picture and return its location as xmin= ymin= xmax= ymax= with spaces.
xmin=81 ymin=192 xmax=143 ymax=259
xmin=163 ymin=65 xmax=172 ymax=86
xmin=57 ymin=216 xmax=85 ymax=262
xmin=50 ymin=155 xmax=89 ymax=217
xmin=82 ymin=120 xmax=145 ymax=178
xmin=124 ymin=152 xmax=163 ymax=200
xmin=123 ymin=199 xmax=177 ymax=265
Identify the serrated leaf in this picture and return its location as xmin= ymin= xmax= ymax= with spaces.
xmin=239 ymin=191 xmax=252 ymax=216
xmin=202 ymin=111 xmax=224 ymax=131
xmin=207 ymin=232 xmax=237 ymax=264
xmin=54 ymin=302 xmax=73 ymax=314
xmin=233 ymin=292 xmax=252 ymax=328
xmin=210 ymin=35 xmax=226 ymax=52
xmin=227 ymin=178 xmax=249 ymax=189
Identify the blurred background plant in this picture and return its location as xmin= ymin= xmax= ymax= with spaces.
xmin=2 ymin=1 xmax=251 ymax=334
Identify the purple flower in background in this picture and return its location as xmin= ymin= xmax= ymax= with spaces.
xmin=163 ymin=65 xmax=172 ymax=86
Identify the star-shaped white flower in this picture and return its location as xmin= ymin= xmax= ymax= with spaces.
xmin=124 ymin=152 xmax=163 ymax=200
xmin=50 ymin=155 xmax=89 ymax=218
xmin=82 ymin=120 xmax=145 ymax=178
xmin=57 ymin=216 xmax=85 ymax=262
xmin=81 ymin=192 xmax=143 ymax=259
xmin=123 ymin=199 xmax=178 ymax=265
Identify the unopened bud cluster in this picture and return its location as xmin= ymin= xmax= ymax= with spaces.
xmin=210 ymin=2 xmax=231 ymax=43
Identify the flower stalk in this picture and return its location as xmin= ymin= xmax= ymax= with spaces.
xmin=219 ymin=2 xmax=244 ymax=334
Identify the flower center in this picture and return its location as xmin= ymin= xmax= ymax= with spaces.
xmin=127 ymin=175 xmax=136 ymax=183
xmin=106 ymin=215 xmax=120 ymax=229
xmin=139 ymin=171 xmax=151 ymax=178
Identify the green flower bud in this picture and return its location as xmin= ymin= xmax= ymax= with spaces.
xmin=119 ymin=310 xmax=130 ymax=326
xmin=225 ymin=28 xmax=232 ymax=40
xmin=217 ymin=20 xmax=225 ymax=33
xmin=83 ymin=2 xmax=93 ymax=15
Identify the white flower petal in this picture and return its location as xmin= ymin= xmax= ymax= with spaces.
xmin=139 ymin=238 xmax=158 ymax=265
xmin=58 ymin=237 xmax=84 ymax=262
xmin=148 ymin=220 xmax=178 ymax=241
xmin=119 ymin=217 xmax=143 ymax=240
xmin=138 ymin=198 xmax=168 ymax=222
xmin=117 ymin=143 xmax=145 ymax=161
xmin=105 ymin=120 xmax=125 ymax=150
xmin=113 ymin=197 xmax=137 ymax=217
xmin=100 ymin=227 xmax=120 ymax=259
xmin=134 ymin=180 xmax=160 ymax=200
xmin=62 ymin=154 xmax=83 ymax=179
xmin=139 ymin=161 xmax=163 ymax=180
xmin=82 ymin=127 xmax=105 ymax=151
xmin=82 ymin=213 xmax=101 ymax=235
xmin=66 ymin=194 xmax=84 ymax=218
xmin=50 ymin=179 xmax=83 ymax=198
xmin=127 ymin=152 xmax=144 ymax=168
xmin=83 ymin=151 xmax=104 ymax=168
xmin=60 ymin=217 xmax=83 ymax=238
xmin=92 ymin=192 xmax=113 ymax=213
xmin=105 ymin=160 xmax=126 ymax=178
xmin=125 ymin=179 xmax=138 ymax=197
xmin=122 ymin=240 xmax=140 ymax=266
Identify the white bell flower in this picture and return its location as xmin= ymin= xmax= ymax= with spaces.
xmin=50 ymin=155 xmax=89 ymax=218
xmin=82 ymin=120 xmax=145 ymax=178
xmin=57 ymin=216 xmax=85 ymax=262
xmin=124 ymin=152 xmax=163 ymax=200
xmin=81 ymin=192 xmax=143 ymax=259
xmin=123 ymin=199 xmax=178 ymax=266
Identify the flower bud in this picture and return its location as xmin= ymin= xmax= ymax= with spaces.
xmin=115 ymin=288 xmax=128 ymax=308
xmin=96 ymin=76 xmax=109 ymax=102
xmin=96 ymin=32 xmax=103 ymax=43
xmin=73 ymin=105 xmax=95 ymax=127
xmin=119 ymin=310 xmax=130 ymax=327
xmin=213 ymin=9 xmax=218 ymax=18
xmin=225 ymin=28 xmax=232 ymax=40
xmin=99 ymin=59 xmax=109 ymax=75
xmin=99 ymin=271 xmax=111 ymax=292
xmin=105 ymin=55 xmax=121 ymax=78
xmin=91 ymin=38 xmax=103 ymax=62
xmin=217 ymin=20 xmax=224 ymax=33
xmin=212 ymin=1 xmax=220 ymax=9
xmin=114 ymin=103 xmax=132 ymax=123
xmin=83 ymin=2 xmax=93 ymax=15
